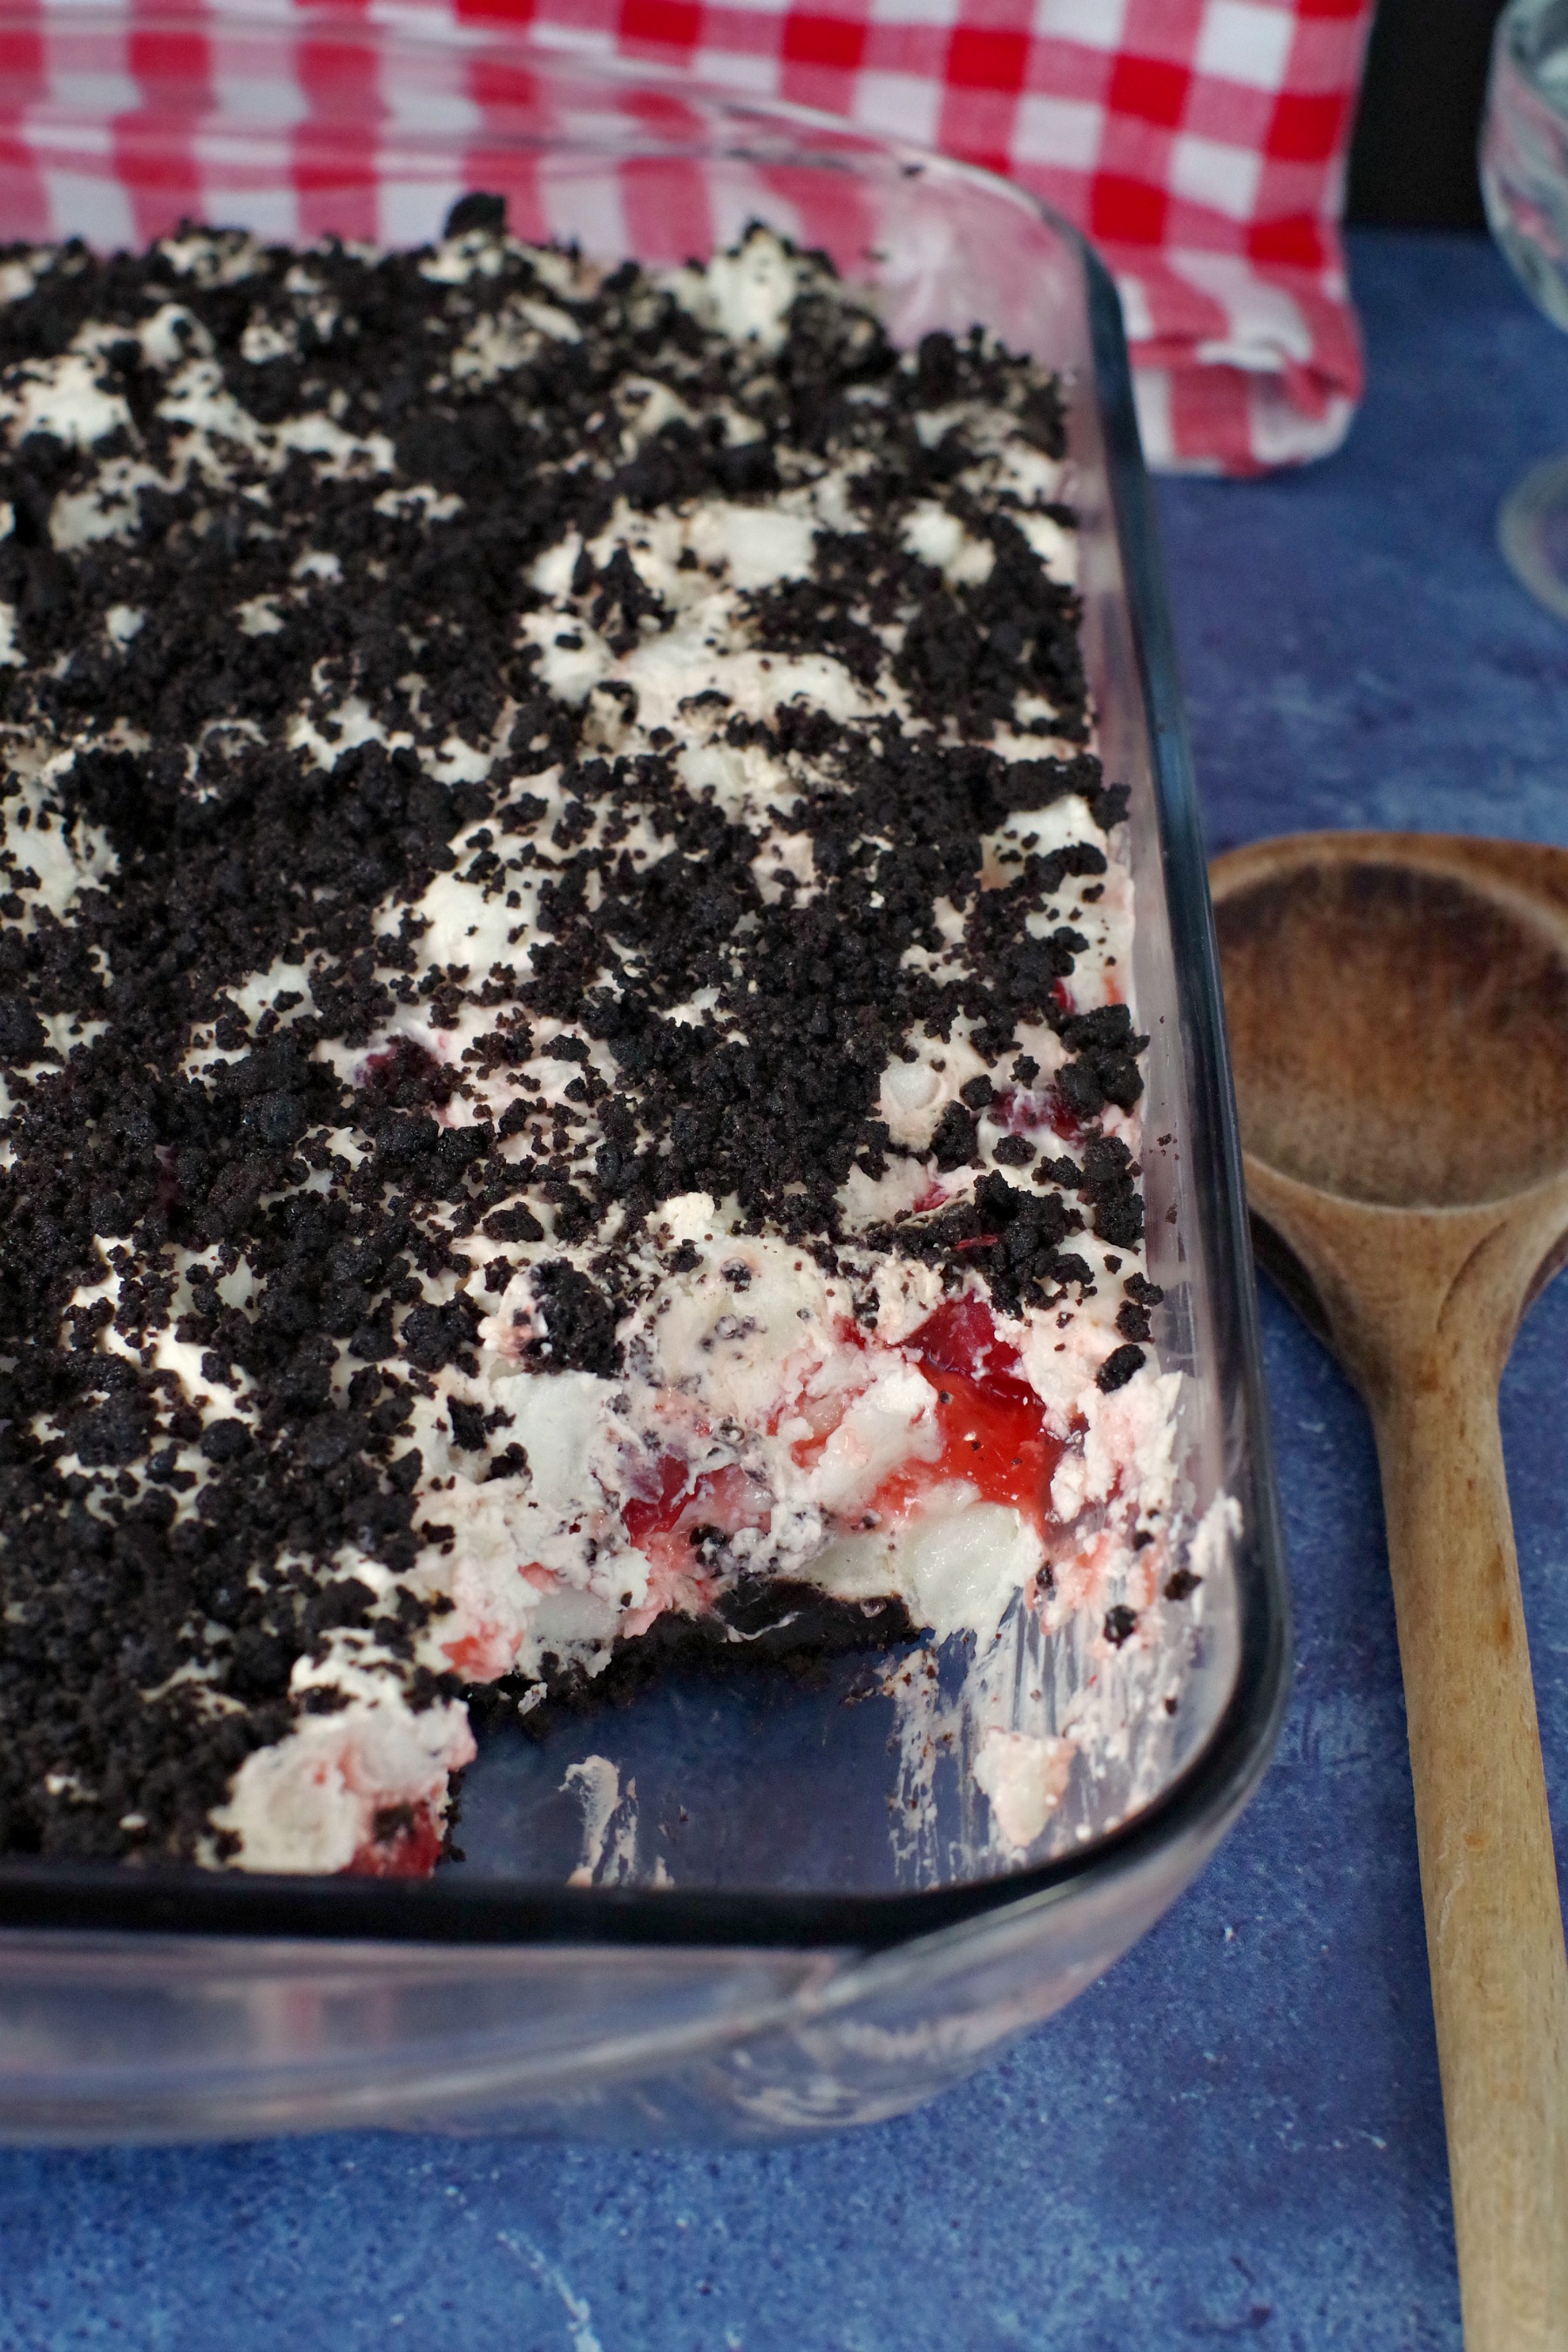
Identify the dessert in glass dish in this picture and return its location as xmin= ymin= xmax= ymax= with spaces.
xmin=0 ymin=12 xmax=1287 ymax=2147
xmin=0 ymin=202 xmax=1193 ymax=1878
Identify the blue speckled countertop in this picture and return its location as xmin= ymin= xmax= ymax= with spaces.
xmin=1 ymin=228 xmax=1565 ymax=2352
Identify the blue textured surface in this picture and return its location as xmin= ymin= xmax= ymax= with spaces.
xmin=2 ymin=228 xmax=1566 ymax=2351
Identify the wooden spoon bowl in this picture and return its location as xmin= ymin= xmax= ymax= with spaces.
xmin=1211 ymin=832 xmax=1568 ymax=2352
xmin=1220 ymin=855 xmax=1568 ymax=1206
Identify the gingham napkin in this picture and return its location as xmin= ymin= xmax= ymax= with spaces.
xmin=1 ymin=0 xmax=1375 ymax=472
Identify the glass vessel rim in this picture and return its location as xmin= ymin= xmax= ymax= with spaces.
xmin=0 ymin=7 xmax=1101 ymax=258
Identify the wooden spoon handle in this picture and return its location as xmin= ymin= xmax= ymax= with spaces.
xmin=1372 ymin=1366 xmax=1568 ymax=2349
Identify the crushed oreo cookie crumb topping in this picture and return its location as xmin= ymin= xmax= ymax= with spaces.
xmin=0 ymin=207 xmax=1161 ymax=1871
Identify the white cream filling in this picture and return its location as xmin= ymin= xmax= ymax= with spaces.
xmin=209 ymin=1632 xmax=476 ymax=1875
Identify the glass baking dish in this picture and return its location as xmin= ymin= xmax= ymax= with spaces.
xmin=0 ymin=9 xmax=1289 ymax=2144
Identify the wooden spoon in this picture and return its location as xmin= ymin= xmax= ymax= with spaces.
xmin=1209 ymin=831 xmax=1568 ymax=2351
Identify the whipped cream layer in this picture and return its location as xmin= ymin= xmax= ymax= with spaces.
xmin=0 ymin=207 xmax=1189 ymax=1876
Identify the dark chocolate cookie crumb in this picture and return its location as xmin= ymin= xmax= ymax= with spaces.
xmin=1095 ymin=1343 xmax=1146 ymax=1394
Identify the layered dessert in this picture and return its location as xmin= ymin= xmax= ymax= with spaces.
xmin=0 ymin=202 xmax=1187 ymax=1877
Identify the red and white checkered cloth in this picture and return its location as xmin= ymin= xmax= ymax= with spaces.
xmin=0 ymin=0 xmax=1375 ymax=472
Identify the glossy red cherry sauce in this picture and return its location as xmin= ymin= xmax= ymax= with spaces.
xmin=348 ymin=1800 xmax=445 ymax=1877
xmin=873 ymin=1295 xmax=1064 ymax=1530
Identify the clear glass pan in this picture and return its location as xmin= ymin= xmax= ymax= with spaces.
xmin=0 ymin=10 xmax=1290 ymax=2143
